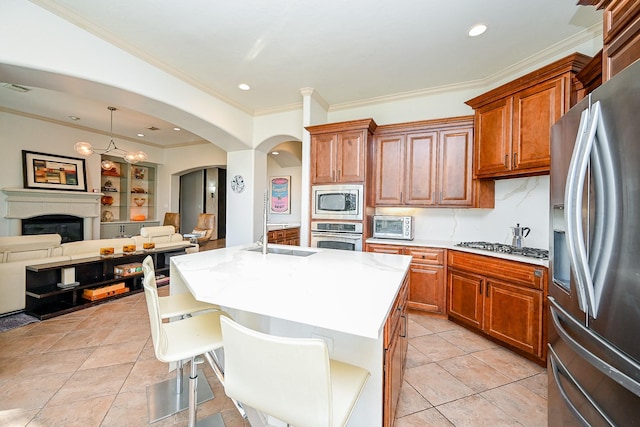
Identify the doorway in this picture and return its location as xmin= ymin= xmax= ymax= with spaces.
xmin=179 ymin=168 xmax=226 ymax=239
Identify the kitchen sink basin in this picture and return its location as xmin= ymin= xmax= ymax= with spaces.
xmin=246 ymin=246 xmax=317 ymax=257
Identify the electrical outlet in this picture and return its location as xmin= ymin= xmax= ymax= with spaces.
xmin=312 ymin=333 xmax=334 ymax=354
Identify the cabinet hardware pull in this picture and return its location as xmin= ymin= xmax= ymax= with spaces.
xmin=400 ymin=314 xmax=407 ymax=338
xmin=513 ymin=153 xmax=518 ymax=169
xmin=479 ymin=281 xmax=483 ymax=295
xmin=486 ymin=282 xmax=490 ymax=297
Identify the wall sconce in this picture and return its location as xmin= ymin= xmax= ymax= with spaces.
xmin=210 ymin=185 xmax=216 ymax=199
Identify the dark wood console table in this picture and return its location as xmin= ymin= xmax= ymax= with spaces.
xmin=25 ymin=246 xmax=190 ymax=320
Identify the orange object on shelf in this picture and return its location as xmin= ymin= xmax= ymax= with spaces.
xmin=123 ymin=244 xmax=136 ymax=253
xmin=82 ymin=282 xmax=128 ymax=301
xmin=100 ymin=247 xmax=115 ymax=256
xmin=132 ymin=214 xmax=146 ymax=221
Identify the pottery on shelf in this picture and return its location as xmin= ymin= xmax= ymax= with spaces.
xmin=101 ymin=210 xmax=114 ymax=222
xmin=101 ymin=195 xmax=114 ymax=206
xmin=133 ymin=197 xmax=146 ymax=206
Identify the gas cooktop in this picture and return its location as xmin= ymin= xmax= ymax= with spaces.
xmin=456 ymin=241 xmax=549 ymax=260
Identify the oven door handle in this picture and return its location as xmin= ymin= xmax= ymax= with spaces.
xmin=311 ymin=232 xmax=362 ymax=240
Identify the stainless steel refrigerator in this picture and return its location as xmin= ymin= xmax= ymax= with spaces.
xmin=549 ymin=58 xmax=640 ymax=426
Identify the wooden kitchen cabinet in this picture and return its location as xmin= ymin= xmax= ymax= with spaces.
xmin=447 ymin=250 xmax=547 ymax=361
xmin=306 ymin=119 xmax=377 ymax=184
xmin=602 ymin=0 xmax=640 ymax=81
xmin=447 ymin=268 xmax=484 ymax=328
xmin=466 ymin=53 xmax=591 ymax=179
xmin=367 ymin=244 xmax=447 ymax=314
xmin=373 ymin=116 xmax=493 ymax=207
xmin=383 ymin=273 xmax=408 ymax=427
xmin=484 ymin=278 xmax=543 ymax=357
xmin=267 ymin=227 xmax=300 ymax=245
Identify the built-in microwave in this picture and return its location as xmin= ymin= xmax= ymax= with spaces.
xmin=311 ymin=184 xmax=363 ymax=221
xmin=372 ymin=215 xmax=414 ymax=240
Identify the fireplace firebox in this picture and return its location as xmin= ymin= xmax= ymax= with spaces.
xmin=22 ymin=215 xmax=84 ymax=243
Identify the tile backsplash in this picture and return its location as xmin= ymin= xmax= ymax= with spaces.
xmin=375 ymin=175 xmax=550 ymax=249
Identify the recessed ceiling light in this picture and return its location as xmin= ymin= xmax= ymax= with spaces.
xmin=68 ymin=115 xmax=80 ymax=121
xmin=468 ymin=24 xmax=487 ymax=37
xmin=271 ymin=151 xmax=279 ymax=155
xmin=238 ymin=83 xmax=251 ymax=91
xmin=173 ymin=127 xmax=181 ymax=131
xmin=137 ymin=133 xmax=145 ymax=137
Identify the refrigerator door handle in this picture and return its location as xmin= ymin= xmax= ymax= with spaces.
xmin=548 ymin=345 xmax=615 ymax=426
xmin=586 ymin=101 xmax=618 ymax=319
xmin=564 ymin=107 xmax=593 ymax=314
xmin=548 ymin=344 xmax=615 ymax=427
xmin=549 ymin=297 xmax=640 ymax=396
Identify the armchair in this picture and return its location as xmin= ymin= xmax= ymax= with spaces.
xmin=191 ymin=213 xmax=215 ymax=245
xmin=162 ymin=212 xmax=180 ymax=233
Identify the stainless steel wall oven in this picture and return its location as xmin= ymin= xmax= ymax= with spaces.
xmin=310 ymin=221 xmax=363 ymax=251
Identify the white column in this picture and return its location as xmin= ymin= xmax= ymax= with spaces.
xmin=299 ymin=88 xmax=329 ymax=246
xmin=225 ymin=150 xmax=267 ymax=246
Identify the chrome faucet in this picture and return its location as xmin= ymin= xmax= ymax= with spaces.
xmin=262 ymin=190 xmax=268 ymax=254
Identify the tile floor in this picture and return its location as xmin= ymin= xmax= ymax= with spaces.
xmin=397 ymin=314 xmax=547 ymax=427
xmin=0 ymin=250 xmax=548 ymax=426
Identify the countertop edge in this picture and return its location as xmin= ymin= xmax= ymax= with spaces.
xmin=365 ymin=238 xmax=549 ymax=267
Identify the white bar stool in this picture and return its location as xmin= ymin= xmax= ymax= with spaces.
xmin=219 ymin=316 xmax=370 ymax=427
xmin=142 ymin=256 xmax=226 ymax=427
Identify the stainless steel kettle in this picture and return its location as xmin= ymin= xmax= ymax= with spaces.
xmin=511 ymin=223 xmax=530 ymax=248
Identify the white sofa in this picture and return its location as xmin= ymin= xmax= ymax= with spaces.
xmin=0 ymin=226 xmax=196 ymax=316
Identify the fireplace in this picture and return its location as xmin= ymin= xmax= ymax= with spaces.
xmin=2 ymin=188 xmax=101 ymax=240
xmin=22 ymin=214 xmax=84 ymax=243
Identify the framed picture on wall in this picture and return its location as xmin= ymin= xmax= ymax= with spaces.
xmin=269 ymin=176 xmax=290 ymax=214
xmin=22 ymin=150 xmax=88 ymax=191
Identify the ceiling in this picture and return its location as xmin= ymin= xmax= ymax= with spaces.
xmin=1 ymin=0 xmax=602 ymax=149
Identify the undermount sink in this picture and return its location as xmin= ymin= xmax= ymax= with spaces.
xmin=246 ymin=246 xmax=317 ymax=257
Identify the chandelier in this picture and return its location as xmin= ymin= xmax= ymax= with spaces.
xmin=74 ymin=106 xmax=148 ymax=170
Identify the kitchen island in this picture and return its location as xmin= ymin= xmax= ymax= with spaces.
xmin=170 ymin=243 xmax=411 ymax=426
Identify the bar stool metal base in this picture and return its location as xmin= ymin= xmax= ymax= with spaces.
xmin=146 ymin=369 xmax=214 ymax=423
xmin=191 ymin=413 xmax=225 ymax=427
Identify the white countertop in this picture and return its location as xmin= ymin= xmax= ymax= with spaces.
xmin=267 ymin=223 xmax=301 ymax=231
xmin=366 ymin=238 xmax=549 ymax=267
xmin=170 ymin=244 xmax=412 ymax=340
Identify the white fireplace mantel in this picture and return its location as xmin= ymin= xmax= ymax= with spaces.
xmin=2 ymin=187 xmax=102 ymax=239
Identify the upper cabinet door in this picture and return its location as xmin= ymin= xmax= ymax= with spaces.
xmin=603 ymin=0 xmax=640 ymax=81
xmin=404 ymin=131 xmax=438 ymax=206
xmin=310 ymin=133 xmax=338 ymax=184
xmin=439 ymin=127 xmax=473 ymax=206
xmin=512 ymin=77 xmax=564 ymax=172
xmin=337 ymin=130 xmax=366 ymax=183
xmin=374 ymin=134 xmax=405 ymax=205
xmin=474 ymin=97 xmax=513 ymax=177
